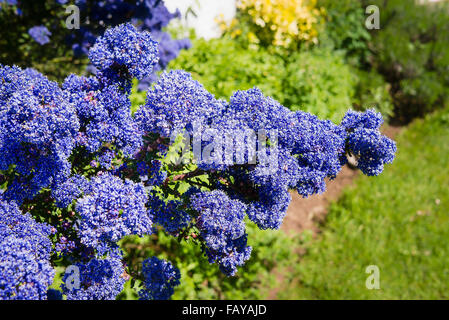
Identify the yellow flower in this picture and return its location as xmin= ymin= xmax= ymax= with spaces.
xmin=236 ymin=0 xmax=323 ymax=47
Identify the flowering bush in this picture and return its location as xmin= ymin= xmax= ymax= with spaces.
xmin=0 ymin=23 xmax=396 ymax=300
xmin=220 ymin=0 xmax=324 ymax=48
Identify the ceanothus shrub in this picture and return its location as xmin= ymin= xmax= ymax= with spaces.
xmin=0 ymin=23 xmax=396 ymax=300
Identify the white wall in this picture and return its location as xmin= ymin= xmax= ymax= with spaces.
xmin=164 ymin=0 xmax=236 ymax=39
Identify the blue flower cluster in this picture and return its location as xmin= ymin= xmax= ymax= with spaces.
xmin=245 ymin=185 xmax=291 ymax=231
xmin=28 ymin=25 xmax=51 ymax=45
xmin=62 ymin=254 xmax=126 ymax=300
xmin=63 ymin=73 xmax=142 ymax=157
xmin=75 ymin=0 xmax=190 ymax=87
xmin=200 ymin=88 xmax=347 ymax=229
xmin=136 ymin=81 xmax=395 ymax=233
xmin=2 ymin=0 xmax=18 ymax=6
xmin=149 ymin=195 xmax=191 ymax=235
xmin=341 ymin=109 xmax=397 ymax=176
xmin=55 ymin=235 xmax=76 ymax=256
xmin=0 ymin=200 xmax=54 ymax=300
xmin=76 ymin=173 xmax=152 ymax=254
xmin=136 ymin=70 xmax=225 ymax=137
xmin=89 ymin=23 xmax=159 ymax=83
xmin=292 ymin=112 xmax=347 ymax=195
xmin=138 ymin=256 xmax=181 ymax=300
xmin=52 ymin=174 xmax=88 ymax=208
xmin=97 ymin=148 xmax=116 ymax=170
xmin=189 ymin=190 xmax=252 ymax=276
xmin=0 ymin=65 xmax=79 ymax=204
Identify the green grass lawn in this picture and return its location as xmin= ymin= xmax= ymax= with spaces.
xmin=279 ymin=107 xmax=449 ymax=299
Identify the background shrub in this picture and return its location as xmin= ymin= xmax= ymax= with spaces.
xmin=352 ymin=68 xmax=394 ymax=119
xmin=283 ymin=48 xmax=356 ymax=122
xmin=230 ymin=0 xmax=324 ymax=49
xmin=317 ymin=0 xmax=371 ymax=65
xmin=363 ymin=0 xmax=449 ymax=122
xmin=168 ymin=38 xmax=392 ymax=123
xmin=168 ymin=38 xmax=286 ymax=102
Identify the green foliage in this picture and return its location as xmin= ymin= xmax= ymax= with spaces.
xmin=353 ymin=68 xmax=394 ymax=118
xmin=317 ymin=0 xmax=371 ymax=65
xmin=280 ymin=106 xmax=449 ymax=299
xmin=283 ymin=48 xmax=356 ymax=122
xmin=169 ymin=39 xmax=392 ymax=123
xmin=365 ymin=0 xmax=449 ymax=121
xmin=168 ymin=38 xmax=286 ymax=102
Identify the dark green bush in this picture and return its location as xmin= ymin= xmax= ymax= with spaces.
xmin=317 ymin=0 xmax=371 ymax=65
xmin=316 ymin=0 xmax=449 ymax=122
xmin=363 ymin=0 xmax=449 ymax=121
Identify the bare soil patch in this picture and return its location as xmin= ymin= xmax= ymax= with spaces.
xmin=282 ymin=166 xmax=358 ymax=235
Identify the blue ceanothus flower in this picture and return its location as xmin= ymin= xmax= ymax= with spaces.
xmin=0 ymin=65 xmax=79 ymax=204
xmin=196 ymin=87 xmax=347 ymax=229
xmin=61 ymin=254 xmax=127 ymax=300
xmin=76 ymin=173 xmax=153 ymax=254
xmin=149 ymin=194 xmax=192 ymax=235
xmin=52 ymin=174 xmax=89 ymax=208
xmin=59 ymin=0 xmax=191 ymax=88
xmin=341 ymin=109 xmax=397 ymax=176
xmin=28 ymin=26 xmax=51 ymax=45
xmin=89 ymin=23 xmax=159 ymax=87
xmin=189 ymin=190 xmax=252 ymax=276
xmin=135 ymin=70 xmax=225 ymax=138
xmin=139 ymin=256 xmax=181 ymax=300
xmin=0 ymin=200 xmax=54 ymax=300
